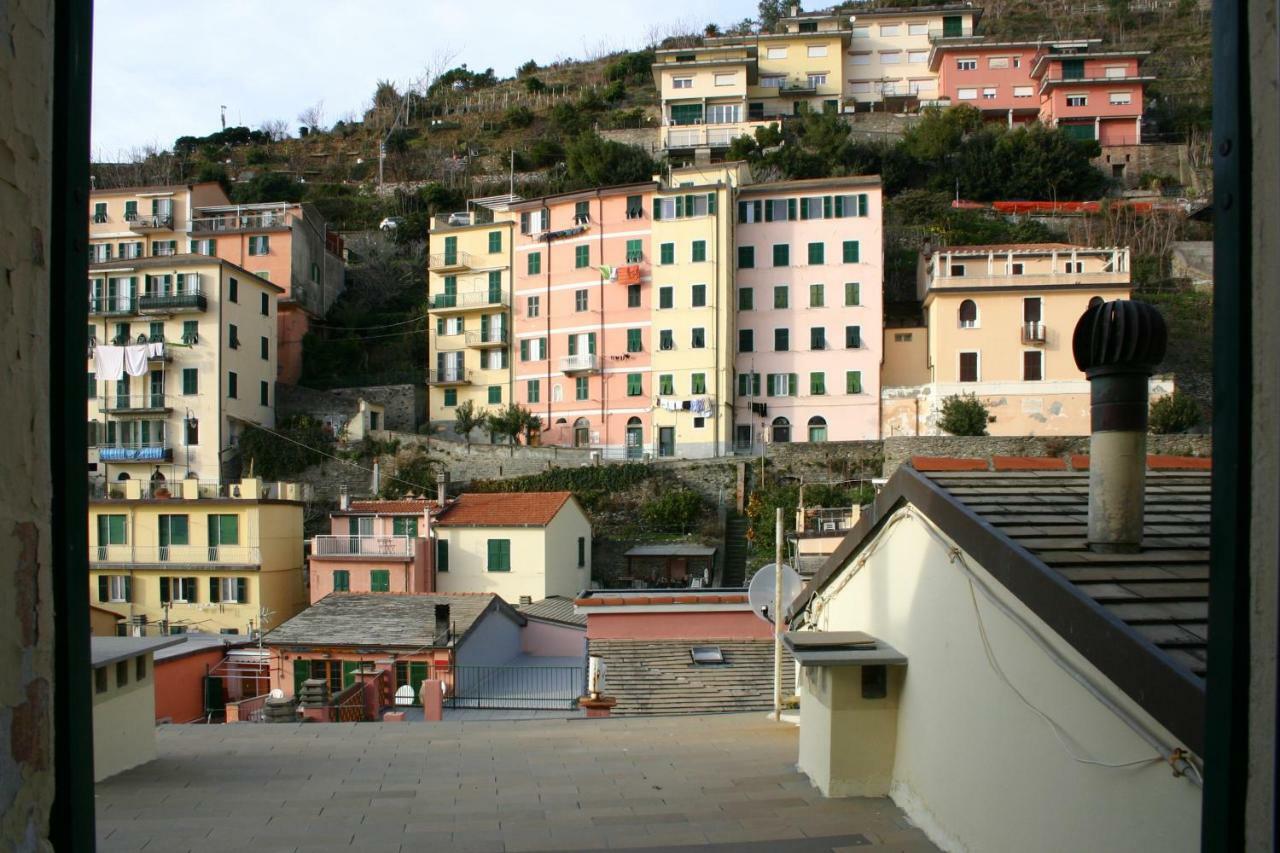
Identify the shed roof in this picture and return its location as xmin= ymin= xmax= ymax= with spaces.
xmin=264 ymin=593 xmax=515 ymax=649
xmin=91 ymin=636 xmax=183 ymax=667
xmin=625 ymin=544 xmax=718 ymax=557
xmin=517 ymin=596 xmax=587 ymax=628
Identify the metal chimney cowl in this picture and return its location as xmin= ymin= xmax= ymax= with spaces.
xmin=1072 ymin=300 xmax=1168 ymax=553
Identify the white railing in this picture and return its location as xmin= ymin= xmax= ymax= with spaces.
xmin=312 ymin=535 xmax=415 ymax=557
xmin=1021 ymin=322 xmax=1048 ymax=343
xmin=802 ymin=508 xmax=856 ymax=534
xmin=91 ymin=545 xmax=262 ymax=564
xmin=560 ymin=354 xmax=599 ymax=374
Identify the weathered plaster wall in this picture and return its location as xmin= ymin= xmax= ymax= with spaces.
xmin=0 ymin=0 xmax=57 ymax=848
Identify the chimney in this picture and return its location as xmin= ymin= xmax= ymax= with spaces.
xmin=1072 ymin=300 xmax=1167 ymax=553
xmin=338 ymin=485 xmax=350 ymax=511
xmin=436 ymin=471 xmax=450 ymax=507
xmin=790 ymin=4 xmax=800 ymax=17
xmin=434 ymin=603 xmax=451 ymax=644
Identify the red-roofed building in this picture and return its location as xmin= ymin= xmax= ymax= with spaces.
xmin=309 ymin=491 xmax=592 ymax=604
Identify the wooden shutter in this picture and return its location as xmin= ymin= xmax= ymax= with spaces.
xmin=437 ymin=539 xmax=449 ymax=572
xmin=568 ymin=335 xmax=577 ymax=356
xmin=787 ymin=199 xmax=797 ymax=220
xmin=123 ymin=576 xmax=132 ymax=603
xmin=159 ymin=576 xmax=170 ymax=604
xmin=834 ymin=195 xmax=845 ymax=217
xmin=341 ymin=661 xmax=359 ymax=688
xmin=858 ymin=194 xmax=869 ymax=217
xmin=186 ymin=577 xmax=197 ymax=600
xmin=293 ymin=659 xmax=311 ymax=695
xmin=823 ymin=196 xmax=833 ymax=218
xmin=788 ymin=374 xmax=798 ymax=396
xmin=653 ymin=198 xmax=662 ymax=220
xmin=209 ymin=577 xmax=220 ymax=603
xmin=588 ymin=333 xmax=596 ymax=354
xmin=237 ymin=578 xmax=247 ymax=603
xmin=706 ymin=192 xmax=717 ymax=214
xmin=98 ymin=575 xmax=108 ymax=602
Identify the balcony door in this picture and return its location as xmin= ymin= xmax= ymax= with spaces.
xmin=1023 ymin=297 xmax=1043 ymax=324
xmin=566 ymin=333 xmax=596 ymax=357
xmin=158 ymin=514 xmax=188 ymax=561
xmin=149 ymin=370 xmax=165 ymax=408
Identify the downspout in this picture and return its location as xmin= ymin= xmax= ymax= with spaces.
xmin=597 ymin=190 xmax=606 ymax=455
xmin=544 ymin=207 xmax=552 ymax=434
xmin=712 ymin=181 xmax=722 ymax=458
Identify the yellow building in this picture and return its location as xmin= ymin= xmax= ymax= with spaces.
xmin=426 ymin=198 xmax=518 ymax=432
xmin=91 ymin=636 xmax=181 ymax=781
xmin=650 ymin=164 xmax=745 ymax=457
xmin=89 ymin=478 xmax=307 ymax=637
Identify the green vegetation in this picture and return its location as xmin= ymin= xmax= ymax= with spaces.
xmin=379 ymin=446 xmax=440 ymax=499
xmin=453 ymin=400 xmax=488 ymax=445
xmin=486 ymin=404 xmax=542 ymax=446
xmin=469 ymin=463 xmax=658 ymax=513
xmin=745 ymin=481 xmax=874 ymax=558
xmin=1149 ymin=390 xmax=1203 ymax=434
xmin=238 ymin=416 xmax=335 ymax=480
xmin=639 ymin=489 xmax=707 ymax=532
xmin=937 ymin=394 xmax=990 ymax=437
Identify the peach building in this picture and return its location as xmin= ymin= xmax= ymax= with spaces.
xmin=732 ymin=176 xmax=884 ymax=449
xmin=879 ymin=242 xmax=1173 ymax=436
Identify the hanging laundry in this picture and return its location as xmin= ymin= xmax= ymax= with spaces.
xmin=94 ymin=345 xmax=125 ymax=381
xmin=124 ymin=344 xmax=150 ymax=377
xmin=147 ymin=342 xmax=165 ymax=359
xmin=681 ymin=400 xmax=692 ymax=411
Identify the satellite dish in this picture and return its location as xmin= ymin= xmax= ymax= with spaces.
xmin=748 ymin=563 xmax=804 ymax=625
xmin=394 ymin=685 xmax=416 ymax=706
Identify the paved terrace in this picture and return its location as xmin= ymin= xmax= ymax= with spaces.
xmin=96 ymin=714 xmax=938 ymax=852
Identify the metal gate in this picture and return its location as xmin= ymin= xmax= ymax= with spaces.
xmin=441 ymin=665 xmax=584 ymax=711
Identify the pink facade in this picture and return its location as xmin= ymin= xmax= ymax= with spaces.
xmin=511 ymin=186 xmax=656 ymax=454
xmin=309 ymin=512 xmax=432 ymax=604
xmin=933 ymin=45 xmax=1042 ymax=119
xmin=733 ymin=178 xmax=884 ymax=448
xmin=277 ymin=305 xmax=310 ymax=385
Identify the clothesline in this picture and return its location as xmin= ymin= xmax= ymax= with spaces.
xmin=655 ymin=396 xmax=713 ymax=415
xmin=92 ymin=343 xmax=165 ymax=381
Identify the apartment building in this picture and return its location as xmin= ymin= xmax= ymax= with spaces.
xmin=88 ymin=182 xmax=345 ymax=384
xmin=87 ymin=254 xmax=280 ymax=488
xmin=733 ymin=176 xmax=884 ymax=449
xmin=426 ymin=198 xmax=517 ymax=428
xmin=89 ymin=479 xmax=307 ymax=637
xmin=841 ymin=4 xmax=980 ymax=105
xmin=881 ymin=243 xmax=1138 ymax=436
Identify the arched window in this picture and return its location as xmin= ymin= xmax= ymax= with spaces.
xmin=771 ymin=417 xmax=791 ymax=444
xmin=625 ymin=417 xmax=643 ymax=460
xmin=552 ymin=383 xmax=564 ymax=402
xmin=555 ymin=418 xmax=568 ymax=425
xmin=959 ymin=299 xmax=978 ymax=329
xmin=116 ymin=472 xmax=131 ymax=481
xmin=807 ymin=416 xmax=828 ymax=443
xmin=573 ymin=417 xmax=591 ymax=448
xmin=1089 ymin=296 xmax=1104 ymax=309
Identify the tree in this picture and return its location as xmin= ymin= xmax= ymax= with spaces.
xmin=758 ymin=0 xmax=796 ymax=31
xmin=937 ymin=394 xmax=989 ymax=436
xmin=564 ymin=132 xmax=657 ymax=190
xmin=453 ymin=400 xmax=489 ymax=445
xmin=488 ymin=404 xmax=540 ymax=446
xmin=1149 ymin=391 xmax=1202 ymax=434
xmin=259 ymin=119 xmax=290 ymax=142
xmin=297 ymin=100 xmax=325 ymax=132
xmin=231 ymin=171 xmax=304 ymax=204
xmin=237 ymin=416 xmax=335 ymax=480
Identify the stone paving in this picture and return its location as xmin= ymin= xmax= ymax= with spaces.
xmin=95 ymin=713 xmax=939 ymax=852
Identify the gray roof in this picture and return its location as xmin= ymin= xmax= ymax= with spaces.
xmin=791 ymin=468 xmax=1210 ymax=754
xmin=264 ymin=594 xmax=506 ymax=649
xmin=625 ymin=544 xmax=718 ymax=558
xmin=152 ymin=633 xmax=242 ymax=662
xmin=91 ymin=636 xmax=182 ymax=667
xmin=517 ymin=596 xmax=586 ymax=628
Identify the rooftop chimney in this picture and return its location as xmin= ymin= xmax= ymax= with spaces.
xmin=1072 ymin=300 xmax=1167 ymax=553
xmin=434 ymin=603 xmax=451 ymax=644
xmin=339 ymin=485 xmax=350 ymax=511
xmin=436 ymin=471 xmax=450 ymax=507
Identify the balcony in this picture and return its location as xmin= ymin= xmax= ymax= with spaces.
xmin=88 ymin=296 xmax=138 ymax=316
xmin=97 ymin=443 xmax=173 ymax=462
xmin=129 ymin=213 xmax=174 ymax=231
xmin=801 ymin=507 xmax=857 ymax=535
xmin=428 ymin=250 xmax=475 ymax=272
xmin=311 ymin=535 xmax=415 ymax=558
xmin=1021 ymin=322 xmax=1048 ymax=344
xmin=465 ymin=329 xmax=509 ymax=349
xmin=139 ymin=290 xmax=208 ymax=313
xmin=98 ymin=394 xmax=172 ymax=415
xmin=427 ymin=368 xmax=472 ymax=386
xmin=560 ymin=354 xmax=599 ymax=375
xmin=928 ymin=26 xmax=976 ymax=40
xmin=191 ymin=212 xmax=291 ymax=234
xmin=429 ymin=290 xmax=509 ymax=314
xmin=779 ymin=80 xmax=819 ymax=95
xmin=91 ymin=544 xmax=261 ymax=565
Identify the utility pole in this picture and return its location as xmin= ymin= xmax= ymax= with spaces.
xmin=773 ymin=507 xmax=783 ymax=722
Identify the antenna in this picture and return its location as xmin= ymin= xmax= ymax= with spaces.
xmin=220 ymin=105 xmax=227 ymax=130
xmin=748 ymin=562 xmax=803 ymax=624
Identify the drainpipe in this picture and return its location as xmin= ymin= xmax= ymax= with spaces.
xmin=1071 ymin=299 xmax=1167 ymax=553
xmin=712 ymin=180 xmax=722 ymax=458
xmin=597 ymin=190 xmax=607 ymax=456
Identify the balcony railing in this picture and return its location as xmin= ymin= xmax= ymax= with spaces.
xmin=96 ymin=444 xmax=173 ymax=462
xmin=560 ymin=354 xmax=599 ymax=374
xmin=428 ymin=250 xmax=475 ymax=272
xmin=130 ymin=213 xmax=174 ymax=231
xmin=191 ymin=213 xmax=291 ymax=233
xmin=139 ymin=290 xmax=208 ymax=313
xmin=429 ymin=290 xmax=509 ymax=311
xmin=312 ymin=535 xmax=415 ymax=558
xmin=928 ymin=27 xmax=976 ymax=40
xmin=98 ymin=394 xmax=172 ymax=413
xmin=88 ymin=296 xmax=138 ymax=316
xmin=427 ymin=368 xmax=472 ymax=386
xmin=465 ymin=329 xmax=509 ymax=348
xmin=91 ymin=544 xmax=261 ymax=564
xmin=1021 ymin=322 xmax=1048 ymax=344
xmin=802 ymin=508 xmax=856 ymax=535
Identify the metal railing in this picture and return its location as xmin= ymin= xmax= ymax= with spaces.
xmin=332 ymin=681 xmax=368 ymax=723
xmin=88 ymin=295 xmax=137 ymax=315
xmin=139 ymin=290 xmax=207 ymax=312
xmin=928 ymin=27 xmax=976 ymax=39
xmin=429 ymin=290 xmax=508 ymax=310
xmin=427 ymin=368 xmax=472 ymax=385
xmin=130 ymin=213 xmax=173 ymax=230
xmin=90 ymin=544 xmax=262 ymax=564
xmin=191 ymin=213 xmax=291 ymax=233
xmin=312 ymin=535 xmax=415 ymax=557
xmin=465 ymin=329 xmax=509 ymax=346
xmin=428 ymin=250 xmax=475 ymax=270
xmin=99 ymin=394 xmax=172 ymax=412
xmin=560 ymin=354 xmax=599 ymax=374
xmin=802 ymin=508 xmax=856 ymax=534
xmin=438 ymin=665 xmax=585 ymax=711
xmin=1021 ymin=322 xmax=1048 ymax=344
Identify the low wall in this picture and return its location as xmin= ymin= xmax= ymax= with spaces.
xmin=329 ymin=385 xmax=424 ymax=433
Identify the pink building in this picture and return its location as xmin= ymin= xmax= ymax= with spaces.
xmin=930 ymin=41 xmax=1045 ymax=125
xmin=732 ymin=176 xmax=884 ymax=449
xmin=509 ymin=185 xmax=656 ymax=454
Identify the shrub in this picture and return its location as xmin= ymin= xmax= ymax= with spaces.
xmin=1149 ymin=391 xmax=1201 ymax=434
xmin=504 ymin=106 xmax=535 ymax=128
xmin=937 ymin=393 xmax=989 ymax=436
xmin=523 ymin=76 xmax=547 ymax=94
xmin=380 ymin=448 xmax=439 ymax=499
xmin=238 ymin=416 xmax=335 ymax=480
xmin=640 ymin=489 xmax=707 ymax=532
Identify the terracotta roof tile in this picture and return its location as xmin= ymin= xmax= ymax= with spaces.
xmin=911 ymin=456 xmax=989 ymax=472
xmin=434 ymin=491 xmax=574 ymax=527
xmin=1147 ymin=455 xmax=1212 ymax=470
xmin=345 ymin=500 xmax=441 ymax=515
xmin=936 ymin=242 xmax=1084 ymax=253
xmin=993 ymin=456 xmax=1068 ymax=471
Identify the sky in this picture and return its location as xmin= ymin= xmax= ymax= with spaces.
xmin=91 ymin=0 xmax=754 ymax=156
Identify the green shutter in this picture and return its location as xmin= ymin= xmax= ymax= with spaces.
xmin=293 ymin=659 xmax=311 ymax=695
xmin=568 ymin=335 xmax=577 ymax=356
xmin=788 ymin=374 xmax=798 ymax=396
xmin=858 ymin=194 xmax=869 ymax=217
xmin=834 ymin=195 xmax=845 ymax=217
xmin=653 ymin=198 xmax=662 ymax=220
xmin=738 ymin=201 xmax=748 ymax=223
xmin=844 ymin=241 xmax=860 ymax=263
xmin=159 ymin=576 xmax=170 ymax=603
xmin=707 ymin=192 xmax=717 ymax=214
xmin=342 ymin=661 xmax=360 ymax=688
xmin=787 ymin=199 xmax=797 ymax=220
xmin=809 ymin=242 xmax=825 ymax=265
xmin=408 ymin=663 xmax=428 ymax=705
xmin=823 ymin=196 xmax=833 ymax=219
xmin=846 ymin=282 xmax=861 ymax=306
xmin=210 ymin=577 xmax=219 ymax=603
xmin=436 ymin=539 xmax=449 ymax=572
xmin=487 ymin=539 xmax=511 ymax=571
xmin=98 ymin=575 xmax=108 ymax=602
xmin=587 ymin=333 xmax=596 ymax=354
xmin=371 ymin=570 xmax=390 ymax=592
xmin=489 ymin=231 xmax=502 ymax=253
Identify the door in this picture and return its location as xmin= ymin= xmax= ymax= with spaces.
xmin=626 ymin=422 xmax=643 ymax=460
xmin=942 ymin=15 xmax=963 ymax=37
xmin=573 ymin=418 xmax=590 ymax=448
xmin=658 ymin=427 xmax=676 ymax=458
xmin=443 ymin=235 xmax=458 ymax=265
xmin=149 ymin=370 xmax=165 ymax=408
xmin=669 ymin=104 xmax=703 ymax=126
xmin=1061 ymin=58 xmax=1085 ymax=80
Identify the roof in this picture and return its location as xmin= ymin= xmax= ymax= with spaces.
xmin=152 ymin=633 xmax=244 ymax=662
xmin=575 ymin=589 xmax=750 ymax=609
xmin=517 ymin=596 xmax=587 ymax=628
xmin=264 ymin=593 xmax=513 ymax=649
xmin=507 ymin=183 xmax=656 ymax=211
xmin=344 ymin=499 xmax=442 ymax=515
xmin=435 ymin=492 xmax=575 ymax=528
xmin=790 ymin=467 xmax=1210 ymax=754
xmin=625 ymin=544 xmax=718 ymax=558
xmin=932 ymin=242 xmax=1085 ymax=254
xmin=739 ymin=175 xmax=881 ymax=195
xmin=588 ymin=638 xmax=793 ymax=715
xmin=91 ymin=636 xmax=182 ymax=667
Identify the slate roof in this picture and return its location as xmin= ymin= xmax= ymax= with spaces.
xmin=790 ymin=468 xmax=1210 ymax=753
xmin=263 ymin=593 xmax=504 ymax=649
xmin=517 ymin=596 xmax=586 ymax=628
xmin=624 ymin=544 xmax=717 ymax=557
xmin=91 ymin=637 xmax=182 ymax=667
xmin=435 ymin=491 xmax=575 ymax=527
xmin=588 ymin=638 xmax=793 ymax=715
xmin=345 ymin=499 xmax=441 ymax=515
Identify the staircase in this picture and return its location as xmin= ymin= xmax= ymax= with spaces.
xmin=721 ymin=512 xmax=749 ymax=588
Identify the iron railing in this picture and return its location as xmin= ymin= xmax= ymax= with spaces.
xmin=429 ymin=290 xmax=508 ymax=310
xmin=428 ymin=250 xmax=475 ymax=270
xmin=98 ymin=394 xmax=172 ymax=412
xmin=802 ymin=508 xmax=856 ymax=534
xmin=1021 ymin=322 xmax=1048 ymax=344
xmin=312 ymin=535 xmax=415 ymax=557
xmin=139 ymin=291 xmax=207 ymax=312
xmin=560 ymin=354 xmax=599 ymax=374
xmin=191 ymin=213 xmax=291 ymax=233
xmin=91 ymin=544 xmax=262 ymax=564
xmin=426 ymin=368 xmax=472 ymax=385
xmin=465 ymin=328 xmax=509 ymax=347
xmin=438 ymin=665 xmax=585 ymax=711
xmin=332 ymin=681 xmax=369 ymax=722
xmin=129 ymin=213 xmax=173 ymax=230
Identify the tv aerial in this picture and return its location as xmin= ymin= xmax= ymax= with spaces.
xmin=748 ymin=562 xmax=803 ymax=625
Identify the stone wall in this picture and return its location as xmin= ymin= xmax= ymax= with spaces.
xmin=0 ymin=0 xmax=57 ymax=847
xmin=597 ymin=127 xmax=661 ymax=152
xmin=1095 ymin=142 xmax=1207 ymax=193
xmin=328 ymin=384 xmax=424 ymax=433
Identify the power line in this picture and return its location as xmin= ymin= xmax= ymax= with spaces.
xmin=246 ymin=422 xmax=437 ymax=496
xmin=310 ymin=315 xmax=426 ymax=332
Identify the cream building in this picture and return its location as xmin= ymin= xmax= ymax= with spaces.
xmin=91 ymin=636 xmax=181 ymax=781
xmin=842 ymin=4 xmax=980 ymax=105
xmin=89 ymin=479 xmax=307 ymax=637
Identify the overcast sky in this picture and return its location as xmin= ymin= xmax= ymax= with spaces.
xmin=91 ymin=0 xmax=754 ymax=156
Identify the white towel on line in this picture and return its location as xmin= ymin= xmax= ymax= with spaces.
xmin=124 ymin=345 xmax=150 ymax=377
xmin=94 ymin=345 xmax=125 ymax=381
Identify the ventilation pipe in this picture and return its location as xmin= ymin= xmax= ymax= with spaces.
xmin=1072 ymin=300 xmax=1167 ymax=553
xmin=338 ymin=485 xmax=350 ymax=511
xmin=436 ymin=471 xmax=450 ymax=507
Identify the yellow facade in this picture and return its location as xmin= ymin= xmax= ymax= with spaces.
xmin=92 ymin=648 xmax=162 ymax=781
xmin=427 ymin=213 xmax=515 ymax=428
xmin=89 ymin=480 xmax=306 ymax=637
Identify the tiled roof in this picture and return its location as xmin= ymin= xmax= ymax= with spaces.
xmin=517 ymin=596 xmax=586 ymax=627
xmin=345 ymin=499 xmax=441 ymax=515
xmin=576 ymin=592 xmax=749 ymax=607
xmin=934 ymin=242 xmax=1083 ymax=253
xmin=792 ymin=468 xmax=1210 ymax=753
xmin=588 ymin=638 xmax=793 ymax=715
xmin=435 ymin=491 xmax=574 ymax=527
xmin=264 ymin=593 xmax=501 ymax=649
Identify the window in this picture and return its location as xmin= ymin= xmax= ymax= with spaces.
xmin=248 ymin=235 xmax=269 ymax=256
xmin=845 ymin=282 xmax=861 ymax=306
xmin=575 ymin=289 xmax=588 ymax=312
xmin=846 ymin=370 xmax=863 ymax=394
xmin=737 ymin=329 xmax=754 ymax=353
xmin=810 ymin=327 xmax=826 ymax=350
xmin=660 ymin=243 xmax=674 ymax=265
xmin=808 ymin=73 xmax=829 ymax=87
xmin=1064 ymin=261 xmax=1084 ymax=274
xmin=738 ymin=372 xmax=761 ymax=397
xmin=627 ymin=328 xmax=643 ymax=353
xmin=520 ymin=209 xmax=547 ymax=234
xmin=575 ymin=376 xmax=589 ymax=400
xmin=103 ymin=575 xmax=131 ymax=603
xmin=738 ymin=287 xmax=754 ymax=310
xmin=527 ymin=379 xmax=541 ymax=404
xmin=136 ymin=655 xmax=146 ymax=680
xmin=806 ymin=44 xmax=828 ymax=58
xmin=260 ymin=381 xmax=269 ymax=407
xmin=659 ymin=286 xmax=674 ymax=309
xmin=673 ymin=77 xmax=693 ymax=89
xmin=185 ymin=416 xmax=199 ymax=446
xmin=908 ymin=50 xmax=928 ymax=64
xmin=94 ymin=668 xmax=107 ymax=694
xmin=1105 ymin=65 xmax=1128 ymax=78
xmin=659 ymin=374 xmax=674 ymax=395
xmin=90 ymin=243 xmax=111 ymax=262
xmin=761 ymin=75 xmax=785 ymax=89
xmin=959 ymin=352 xmax=980 ymax=382
xmin=768 ymin=374 xmax=797 ymax=397
xmin=772 ymin=244 xmax=790 ymax=267
xmin=879 ymin=53 xmax=901 ymax=65
xmin=959 ymin=299 xmax=978 ymax=328
xmin=659 ymin=329 xmax=674 ymax=350
xmin=488 ymin=231 xmax=502 ymax=253
xmin=627 ymin=284 xmax=641 ymax=308
xmin=151 ymin=240 xmax=177 ymax=257
xmin=178 ymin=367 xmax=198 ymax=396
xmin=691 ymin=240 xmax=706 ymax=262
xmin=213 ymin=577 xmax=247 ymax=604
xmin=488 ymin=386 xmax=501 ymax=405
xmin=333 ymin=570 xmax=350 ymax=592
xmin=1066 ymin=94 xmax=1088 ymax=107
xmin=527 ymin=252 xmax=541 ymax=274
xmin=808 ymin=416 xmax=828 ymax=443
xmin=845 ymin=325 xmax=862 ymax=349
xmin=258 ymin=337 xmax=269 ymax=362
xmin=774 ymin=328 xmax=790 ymax=351
xmin=577 ymin=537 xmax=586 ymax=567
xmin=436 ymin=540 xmax=450 ymax=572
xmin=880 ymin=23 xmax=901 ymax=36
xmin=1023 ymin=350 xmax=1044 ymax=381
xmin=228 ymin=371 xmax=238 ymax=399
xmin=773 ymin=285 xmax=789 ymax=309
xmin=691 ymin=373 xmax=706 ymax=394
xmin=808 ymin=242 xmax=825 ymax=265
xmin=228 ymin=278 xmax=239 ymax=303
xmin=1109 ymin=91 xmax=1132 ymax=105
xmin=626 ymin=239 xmax=643 ymax=262
xmin=691 ymin=328 xmax=706 ymax=349
xmin=982 ymin=87 xmax=997 ymax=100
xmin=627 ymin=374 xmax=643 ymax=397
xmin=260 ymin=292 xmax=269 ymax=316
xmin=989 ymin=56 xmax=1010 ymax=69
xmin=691 ymin=284 xmax=707 ymax=307
xmin=487 ymin=539 xmax=511 ymax=572
xmin=950 ymin=264 xmax=967 ymax=277
xmin=738 ymin=246 xmax=754 ymax=269
xmin=575 ymin=245 xmax=590 ymax=268
xmin=851 ymin=25 xmax=870 ymax=38
xmin=527 ymin=296 xmax=540 ymax=318
xmin=957 ymin=58 xmax=977 ymax=71
xmin=809 ymin=284 xmax=824 ymax=307
xmin=443 ymin=388 xmax=457 ymax=407
xmin=958 ymin=88 xmax=978 ymax=100
xmin=1008 ymin=262 xmax=1025 ymax=276
xmin=1013 ymin=86 xmax=1034 ymax=98
xmin=116 ymin=661 xmax=128 ymax=688
xmin=228 ymin=324 xmax=240 ymax=350
xmin=370 ymin=570 xmax=391 ymax=592
xmin=574 ymin=201 xmax=590 ymax=224
xmin=766 ymin=46 xmax=788 ymax=59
